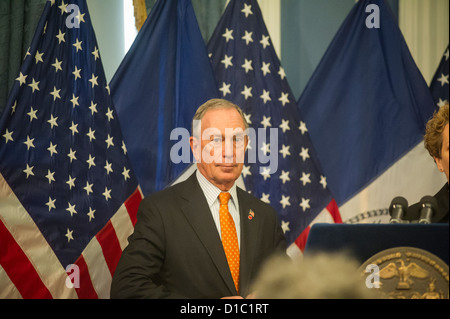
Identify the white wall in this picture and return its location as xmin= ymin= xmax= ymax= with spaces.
xmin=400 ymin=0 xmax=449 ymax=84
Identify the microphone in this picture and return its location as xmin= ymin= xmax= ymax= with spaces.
xmin=389 ymin=196 xmax=408 ymax=224
xmin=418 ymin=196 xmax=438 ymax=224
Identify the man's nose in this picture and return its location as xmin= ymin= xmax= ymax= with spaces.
xmin=223 ymin=139 xmax=235 ymax=160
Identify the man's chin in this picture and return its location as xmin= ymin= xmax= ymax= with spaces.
xmin=215 ymin=164 xmax=241 ymax=179
xmin=216 ymin=163 xmax=242 ymax=173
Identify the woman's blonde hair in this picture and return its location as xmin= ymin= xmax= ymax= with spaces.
xmin=424 ymin=103 xmax=449 ymax=159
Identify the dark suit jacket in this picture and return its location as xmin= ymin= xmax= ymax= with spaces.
xmin=111 ymin=172 xmax=286 ymax=298
xmin=406 ymin=183 xmax=449 ymax=223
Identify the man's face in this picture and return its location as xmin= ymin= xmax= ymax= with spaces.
xmin=190 ymin=108 xmax=248 ymax=191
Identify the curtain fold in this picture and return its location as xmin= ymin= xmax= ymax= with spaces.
xmin=0 ymin=0 xmax=46 ymax=114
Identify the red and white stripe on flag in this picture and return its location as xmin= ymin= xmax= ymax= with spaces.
xmin=0 ymin=172 xmax=142 ymax=299
xmin=287 ymin=199 xmax=342 ymax=258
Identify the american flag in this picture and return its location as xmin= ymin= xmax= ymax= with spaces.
xmin=0 ymin=0 xmax=142 ymax=298
xmin=430 ymin=45 xmax=449 ymax=108
xmin=207 ymin=0 xmax=341 ymax=256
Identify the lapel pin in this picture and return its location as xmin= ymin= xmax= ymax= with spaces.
xmin=248 ymin=209 xmax=255 ymax=220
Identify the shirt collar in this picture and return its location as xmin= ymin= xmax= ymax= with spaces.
xmin=196 ymin=169 xmax=238 ymax=208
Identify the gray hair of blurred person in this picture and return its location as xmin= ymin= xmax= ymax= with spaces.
xmin=251 ymin=252 xmax=380 ymax=299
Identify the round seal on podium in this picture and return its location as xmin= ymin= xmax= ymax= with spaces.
xmin=360 ymin=246 xmax=449 ymax=299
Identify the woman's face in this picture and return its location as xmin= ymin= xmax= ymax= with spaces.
xmin=435 ymin=123 xmax=449 ymax=183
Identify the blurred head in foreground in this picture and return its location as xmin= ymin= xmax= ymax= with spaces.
xmin=251 ymin=252 xmax=379 ymax=299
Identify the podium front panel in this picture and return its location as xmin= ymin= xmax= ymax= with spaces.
xmin=304 ymin=224 xmax=449 ymax=265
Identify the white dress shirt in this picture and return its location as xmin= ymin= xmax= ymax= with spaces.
xmin=196 ymin=170 xmax=241 ymax=248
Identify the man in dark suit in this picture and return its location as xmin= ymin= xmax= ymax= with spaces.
xmin=111 ymin=99 xmax=286 ymax=298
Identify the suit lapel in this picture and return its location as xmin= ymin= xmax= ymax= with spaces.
xmin=237 ymin=188 xmax=259 ymax=296
xmin=179 ymin=173 xmax=237 ymax=295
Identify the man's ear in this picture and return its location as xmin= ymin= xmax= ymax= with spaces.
xmin=190 ymin=136 xmax=200 ymax=162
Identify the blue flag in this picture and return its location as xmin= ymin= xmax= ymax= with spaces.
xmin=297 ymin=0 xmax=436 ymax=206
xmin=207 ymin=0 xmax=341 ymax=252
xmin=110 ymin=0 xmax=219 ymax=196
xmin=0 ymin=0 xmax=141 ymax=298
xmin=430 ymin=45 xmax=449 ymax=108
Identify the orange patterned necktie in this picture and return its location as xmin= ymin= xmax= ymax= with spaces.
xmin=218 ymin=192 xmax=240 ymax=294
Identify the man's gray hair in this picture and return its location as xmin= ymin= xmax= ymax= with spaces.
xmin=191 ymin=98 xmax=249 ymax=137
